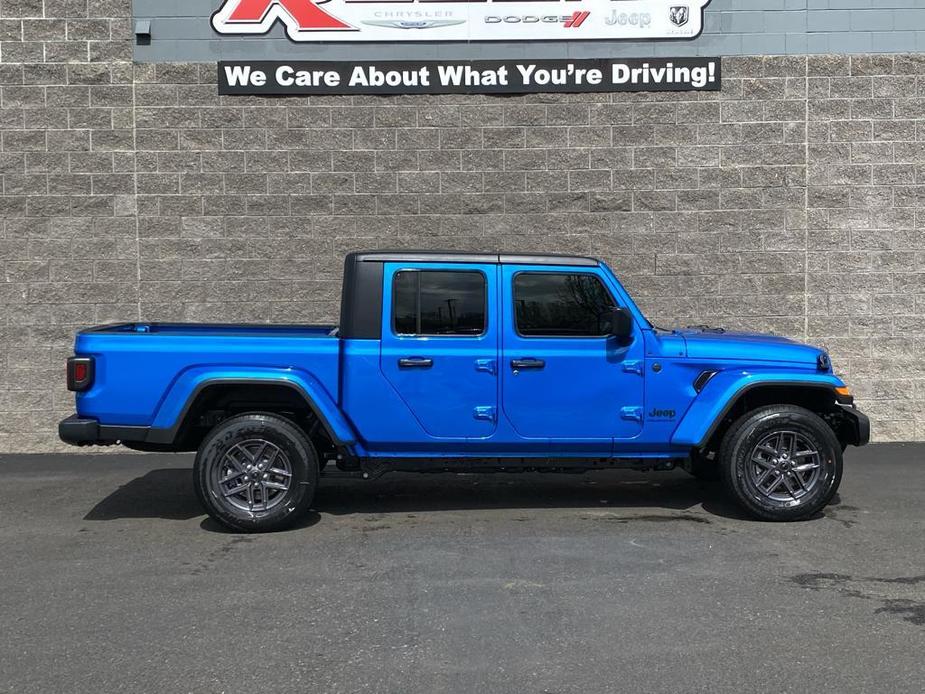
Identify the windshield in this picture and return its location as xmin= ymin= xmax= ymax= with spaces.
xmin=597 ymin=260 xmax=655 ymax=331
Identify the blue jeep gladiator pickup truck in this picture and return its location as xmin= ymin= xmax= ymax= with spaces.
xmin=60 ymin=251 xmax=869 ymax=531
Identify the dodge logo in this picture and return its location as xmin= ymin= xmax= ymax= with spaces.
xmin=484 ymin=11 xmax=589 ymax=28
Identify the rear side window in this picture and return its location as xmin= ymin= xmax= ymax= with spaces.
xmin=393 ymin=270 xmax=487 ymax=336
xmin=514 ymin=272 xmax=615 ymax=337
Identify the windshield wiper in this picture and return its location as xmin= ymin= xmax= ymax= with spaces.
xmin=686 ymin=324 xmax=726 ymax=334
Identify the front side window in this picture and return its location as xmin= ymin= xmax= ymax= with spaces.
xmin=393 ymin=270 xmax=487 ymax=336
xmin=514 ymin=272 xmax=615 ymax=337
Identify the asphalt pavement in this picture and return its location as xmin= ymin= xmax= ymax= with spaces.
xmin=0 ymin=444 xmax=922 ymax=693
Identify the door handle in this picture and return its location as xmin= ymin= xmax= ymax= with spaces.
xmin=398 ymin=357 xmax=433 ymax=368
xmin=511 ymin=358 xmax=545 ymax=370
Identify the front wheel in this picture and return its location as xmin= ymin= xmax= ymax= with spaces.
xmin=719 ymin=405 xmax=842 ymax=522
xmin=194 ymin=413 xmax=318 ymax=533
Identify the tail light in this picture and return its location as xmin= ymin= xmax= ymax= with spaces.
xmin=67 ymin=356 xmax=94 ymax=392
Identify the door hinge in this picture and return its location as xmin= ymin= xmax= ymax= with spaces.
xmin=620 ymin=406 xmax=644 ymax=422
xmin=473 ymin=406 xmax=497 ymax=422
xmin=475 ymin=359 xmax=496 ymax=375
xmin=622 ymin=360 xmax=644 ymax=376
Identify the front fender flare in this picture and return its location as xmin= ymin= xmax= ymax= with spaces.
xmin=670 ymin=370 xmax=845 ymax=449
xmin=147 ymin=366 xmax=357 ymax=446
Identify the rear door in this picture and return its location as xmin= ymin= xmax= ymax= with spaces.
xmin=500 ymin=265 xmax=645 ymax=441
xmin=379 ymin=262 xmax=498 ymax=439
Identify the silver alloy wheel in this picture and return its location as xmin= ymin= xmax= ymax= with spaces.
xmin=212 ymin=439 xmax=293 ymax=514
xmin=747 ymin=430 xmax=822 ymax=503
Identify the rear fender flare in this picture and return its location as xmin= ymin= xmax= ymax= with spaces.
xmin=149 ymin=366 xmax=357 ymax=446
xmin=670 ymin=370 xmax=845 ymax=448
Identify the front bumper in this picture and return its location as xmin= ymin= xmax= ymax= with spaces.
xmin=835 ymin=404 xmax=870 ymax=447
xmin=58 ymin=414 xmax=150 ymax=447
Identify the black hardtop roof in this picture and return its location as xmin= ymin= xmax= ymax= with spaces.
xmin=346 ymin=250 xmax=599 ymax=267
xmin=340 ymin=250 xmax=601 ymax=339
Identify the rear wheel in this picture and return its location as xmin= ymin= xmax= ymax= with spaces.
xmin=194 ymin=413 xmax=318 ymax=533
xmin=719 ymin=405 xmax=842 ymax=521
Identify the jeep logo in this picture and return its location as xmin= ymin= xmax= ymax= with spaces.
xmin=648 ymin=408 xmax=676 ymax=419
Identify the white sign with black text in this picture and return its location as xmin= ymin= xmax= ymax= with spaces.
xmin=211 ymin=0 xmax=711 ymax=42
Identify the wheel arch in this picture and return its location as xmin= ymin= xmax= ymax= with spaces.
xmin=147 ymin=372 xmax=357 ymax=450
xmin=672 ymin=373 xmax=849 ymax=454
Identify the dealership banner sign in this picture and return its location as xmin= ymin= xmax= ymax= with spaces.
xmin=211 ymin=0 xmax=711 ymax=42
xmin=218 ymin=58 xmax=720 ymax=95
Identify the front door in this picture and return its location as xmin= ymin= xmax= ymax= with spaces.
xmin=380 ymin=262 xmax=498 ymax=439
xmin=500 ymin=265 xmax=645 ymax=442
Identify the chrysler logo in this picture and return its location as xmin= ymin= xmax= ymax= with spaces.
xmin=362 ymin=18 xmax=465 ymax=30
xmin=669 ymin=6 xmax=690 ymax=27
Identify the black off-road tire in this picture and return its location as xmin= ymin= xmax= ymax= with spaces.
xmin=194 ymin=412 xmax=318 ymax=533
xmin=719 ymin=405 xmax=842 ymax=522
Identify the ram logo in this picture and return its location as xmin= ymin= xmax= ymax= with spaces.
xmin=669 ymin=5 xmax=690 ymax=27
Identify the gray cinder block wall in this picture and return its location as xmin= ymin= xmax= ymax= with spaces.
xmin=2 ymin=1 xmax=925 ymax=451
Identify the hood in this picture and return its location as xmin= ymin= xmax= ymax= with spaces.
xmin=676 ymin=327 xmax=827 ymax=367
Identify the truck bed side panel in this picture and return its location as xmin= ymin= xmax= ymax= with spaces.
xmin=74 ymin=332 xmax=341 ymax=428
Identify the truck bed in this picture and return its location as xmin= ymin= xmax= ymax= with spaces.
xmin=74 ymin=322 xmax=342 ymax=426
xmin=81 ymin=322 xmax=338 ymax=338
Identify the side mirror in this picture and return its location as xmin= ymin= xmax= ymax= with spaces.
xmin=609 ymin=307 xmax=634 ymax=345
